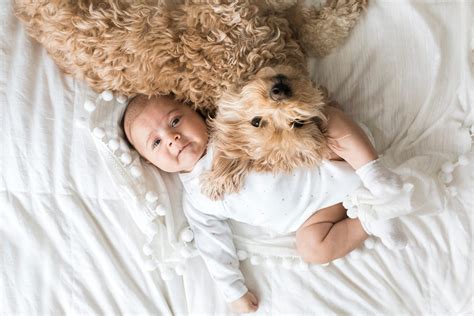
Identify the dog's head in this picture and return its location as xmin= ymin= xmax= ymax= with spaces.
xmin=211 ymin=65 xmax=331 ymax=174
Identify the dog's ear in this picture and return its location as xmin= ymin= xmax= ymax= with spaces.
xmin=200 ymin=152 xmax=252 ymax=201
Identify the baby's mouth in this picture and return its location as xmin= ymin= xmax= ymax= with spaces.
xmin=178 ymin=143 xmax=190 ymax=156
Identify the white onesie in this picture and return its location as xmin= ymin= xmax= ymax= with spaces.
xmin=179 ymin=149 xmax=362 ymax=302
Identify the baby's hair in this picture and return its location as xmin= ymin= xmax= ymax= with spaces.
xmin=120 ymin=94 xmax=154 ymax=151
xmin=120 ymin=96 xmax=137 ymax=150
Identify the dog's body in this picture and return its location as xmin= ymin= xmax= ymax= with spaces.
xmin=15 ymin=0 xmax=367 ymax=114
xmin=15 ymin=0 xmax=368 ymax=199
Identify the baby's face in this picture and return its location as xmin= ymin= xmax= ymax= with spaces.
xmin=127 ymin=97 xmax=208 ymax=173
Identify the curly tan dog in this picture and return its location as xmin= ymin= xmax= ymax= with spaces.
xmin=201 ymin=65 xmax=335 ymax=199
xmin=14 ymin=0 xmax=368 ymax=115
xmin=15 ymin=0 xmax=368 ymax=199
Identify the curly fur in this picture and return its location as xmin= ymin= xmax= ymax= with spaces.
xmin=200 ymin=66 xmax=332 ymax=199
xmin=14 ymin=0 xmax=367 ymax=115
xmin=14 ymin=0 xmax=368 ymax=199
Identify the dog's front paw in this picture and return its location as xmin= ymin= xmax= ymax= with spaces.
xmin=200 ymin=174 xmax=226 ymax=201
xmin=200 ymin=171 xmax=243 ymax=201
xmin=200 ymin=171 xmax=231 ymax=201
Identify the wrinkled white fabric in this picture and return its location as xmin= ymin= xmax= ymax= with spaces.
xmin=1 ymin=0 xmax=472 ymax=315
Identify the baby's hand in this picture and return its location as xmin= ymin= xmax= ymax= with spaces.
xmin=230 ymin=291 xmax=259 ymax=314
xmin=356 ymin=159 xmax=403 ymax=197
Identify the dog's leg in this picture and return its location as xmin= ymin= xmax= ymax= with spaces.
xmin=200 ymin=154 xmax=251 ymax=201
xmin=289 ymin=0 xmax=368 ymax=57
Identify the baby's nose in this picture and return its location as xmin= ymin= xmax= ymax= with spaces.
xmin=168 ymin=134 xmax=180 ymax=146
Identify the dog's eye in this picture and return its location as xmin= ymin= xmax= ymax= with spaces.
xmin=250 ymin=116 xmax=262 ymax=127
xmin=291 ymin=120 xmax=305 ymax=128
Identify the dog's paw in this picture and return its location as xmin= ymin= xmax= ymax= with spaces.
xmin=200 ymin=180 xmax=226 ymax=201
xmin=200 ymin=170 xmax=243 ymax=201
xmin=200 ymin=171 xmax=228 ymax=201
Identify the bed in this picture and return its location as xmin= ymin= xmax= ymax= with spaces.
xmin=1 ymin=0 xmax=473 ymax=314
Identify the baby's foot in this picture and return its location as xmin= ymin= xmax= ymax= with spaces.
xmin=361 ymin=218 xmax=407 ymax=249
xmin=356 ymin=159 xmax=403 ymax=197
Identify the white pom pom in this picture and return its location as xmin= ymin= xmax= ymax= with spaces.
xmin=346 ymin=207 xmax=358 ymax=219
xmin=145 ymin=191 xmax=159 ymax=203
xmin=250 ymin=255 xmax=262 ymax=265
xmin=175 ymin=263 xmax=185 ymax=276
xmin=281 ymin=257 xmax=293 ymax=269
xmin=120 ymin=152 xmax=132 ymax=165
xmin=93 ymin=127 xmax=105 ymax=139
xmin=265 ymin=257 xmax=277 ymax=267
xmin=441 ymin=161 xmax=454 ymax=173
xmin=237 ymin=250 xmax=248 ymax=261
xmin=108 ymin=139 xmax=120 ymax=151
xmin=403 ymin=183 xmax=414 ymax=192
xmin=458 ymin=155 xmax=469 ymax=166
xmin=180 ymin=247 xmax=193 ymax=258
xmin=342 ymin=198 xmax=353 ymax=209
xmin=160 ymin=268 xmax=175 ymax=280
xmin=101 ymin=90 xmax=114 ymax=101
xmin=144 ymin=259 xmax=158 ymax=271
xmin=155 ymin=204 xmax=167 ymax=216
xmin=440 ymin=172 xmax=453 ymax=184
xmin=143 ymin=243 xmax=153 ymax=256
xmin=130 ymin=166 xmax=142 ymax=178
xmin=179 ymin=227 xmax=194 ymax=243
xmin=364 ymin=238 xmax=375 ymax=249
xmin=84 ymin=99 xmax=96 ymax=112
xmin=116 ymin=95 xmax=128 ymax=104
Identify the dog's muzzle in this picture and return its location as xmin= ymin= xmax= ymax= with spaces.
xmin=270 ymin=74 xmax=292 ymax=101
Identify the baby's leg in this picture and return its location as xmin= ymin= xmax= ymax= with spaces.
xmin=296 ymin=203 xmax=407 ymax=263
xmin=326 ymin=106 xmax=402 ymax=196
xmin=295 ymin=203 xmax=367 ymax=264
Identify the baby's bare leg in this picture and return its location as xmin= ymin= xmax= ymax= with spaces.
xmin=326 ymin=106 xmax=377 ymax=169
xmin=295 ymin=203 xmax=367 ymax=264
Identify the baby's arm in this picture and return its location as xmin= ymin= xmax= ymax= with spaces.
xmin=182 ymin=196 xmax=258 ymax=313
xmin=325 ymin=106 xmax=402 ymax=196
xmin=325 ymin=106 xmax=377 ymax=169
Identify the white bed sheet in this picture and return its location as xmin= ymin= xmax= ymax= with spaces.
xmin=1 ymin=0 xmax=473 ymax=315
xmin=0 ymin=1 xmax=186 ymax=314
xmin=182 ymin=0 xmax=474 ymax=314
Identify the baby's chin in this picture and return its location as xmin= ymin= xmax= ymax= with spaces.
xmin=178 ymin=149 xmax=204 ymax=173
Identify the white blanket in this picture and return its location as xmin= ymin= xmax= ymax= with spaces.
xmin=1 ymin=0 xmax=473 ymax=314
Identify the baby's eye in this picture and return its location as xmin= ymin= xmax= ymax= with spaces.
xmin=152 ymin=138 xmax=161 ymax=149
xmin=171 ymin=117 xmax=181 ymax=127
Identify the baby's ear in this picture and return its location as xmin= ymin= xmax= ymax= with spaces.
xmin=200 ymin=150 xmax=252 ymax=200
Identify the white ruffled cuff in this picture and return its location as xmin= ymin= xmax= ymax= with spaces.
xmin=224 ymin=280 xmax=249 ymax=303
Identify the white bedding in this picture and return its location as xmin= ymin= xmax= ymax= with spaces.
xmin=1 ymin=0 xmax=473 ymax=315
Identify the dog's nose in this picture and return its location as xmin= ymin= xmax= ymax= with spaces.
xmin=270 ymin=76 xmax=292 ymax=101
xmin=270 ymin=82 xmax=292 ymax=101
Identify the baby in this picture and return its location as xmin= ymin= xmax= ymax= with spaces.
xmin=122 ymin=94 xmax=406 ymax=314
